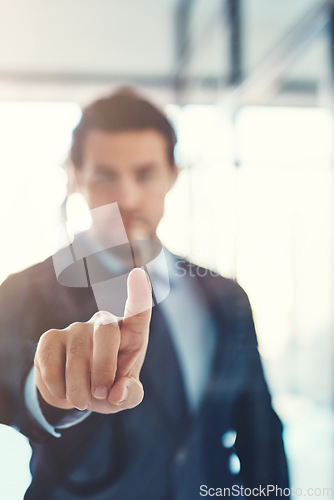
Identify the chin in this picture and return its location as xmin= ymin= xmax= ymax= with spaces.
xmin=126 ymin=226 xmax=154 ymax=242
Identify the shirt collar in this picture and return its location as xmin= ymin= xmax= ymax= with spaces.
xmin=77 ymin=231 xmax=177 ymax=288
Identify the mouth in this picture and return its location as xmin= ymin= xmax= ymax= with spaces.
xmin=121 ymin=217 xmax=145 ymax=230
xmin=122 ymin=220 xmax=151 ymax=242
xmin=122 ymin=220 xmax=138 ymax=232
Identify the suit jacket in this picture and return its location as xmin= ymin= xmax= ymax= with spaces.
xmin=0 ymin=254 xmax=289 ymax=499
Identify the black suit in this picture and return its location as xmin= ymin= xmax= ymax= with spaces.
xmin=0 ymin=254 xmax=289 ymax=499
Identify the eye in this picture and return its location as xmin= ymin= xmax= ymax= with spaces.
xmin=137 ymin=169 xmax=154 ymax=182
xmin=94 ymin=171 xmax=117 ymax=184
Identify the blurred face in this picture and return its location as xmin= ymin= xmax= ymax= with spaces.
xmin=73 ymin=129 xmax=177 ymax=245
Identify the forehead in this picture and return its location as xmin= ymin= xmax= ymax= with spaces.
xmin=83 ymin=128 xmax=169 ymax=166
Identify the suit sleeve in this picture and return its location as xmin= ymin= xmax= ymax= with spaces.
xmin=230 ymin=284 xmax=290 ymax=494
xmin=0 ymin=270 xmax=90 ymax=443
xmin=0 ymin=272 xmax=52 ymax=442
xmin=24 ymin=366 xmax=91 ymax=437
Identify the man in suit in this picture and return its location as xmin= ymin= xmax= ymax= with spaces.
xmin=0 ymin=89 xmax=289 ymax=499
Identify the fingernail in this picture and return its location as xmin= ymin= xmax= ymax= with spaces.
xmin=93 ymin=386 xmax=109 ymax=399
xmin=116 ymin=385 xmax=128 ymax=405
xmin=75 ymin=404 xmax=88 ymax=411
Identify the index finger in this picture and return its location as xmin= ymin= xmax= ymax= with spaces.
xmin=123 ymin=267 xmax=152 ymax=325
xmin=118 ymin=268 xmax=152 ymax=362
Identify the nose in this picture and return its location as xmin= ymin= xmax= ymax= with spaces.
xmin=116 ymin=178 xmax=141 ymax=213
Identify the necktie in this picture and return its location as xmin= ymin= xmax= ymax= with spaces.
xmin=143 ymin=302 xmax=190 ymax=427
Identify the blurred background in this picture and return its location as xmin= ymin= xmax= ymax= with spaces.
xmin=0 ymin=0 xmax=333 ymax=498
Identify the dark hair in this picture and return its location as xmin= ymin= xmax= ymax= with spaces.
xmin=69 ymin=87 xmax=177 ymax=168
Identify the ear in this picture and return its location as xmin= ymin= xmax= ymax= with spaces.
xmin=168 ymin=164 xmax=179 ymax=190
xmin=68 ymin=164 xmax=82 ymax=194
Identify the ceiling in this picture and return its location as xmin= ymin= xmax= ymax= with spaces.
xmin=0 ymin=0 xmax=331 ymax=105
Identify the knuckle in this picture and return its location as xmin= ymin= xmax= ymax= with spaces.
xmin=66 ymin=321 xmax=83 ymax=329
xmin=65 ymin=322 xmax=90 ymax=335
xmin=93 ymin=366 xmax=115 ymax=382
xmin=36 ymin=346 xmax=53 ymax=367
xmin=36 ymin=330 xmax=62 ymax=363
xmin=68 ymin=337 xmax=85 ymax=356
xmin=39 ymin=328 xmax=60 ymax=346
xmin=70 ymin=401 xmax=88 ymax=411
xmin=67 ymin=334 xmax=90 ymax=356
xmin=41 ymin=365 xmax=61 ymax=385
xmin=66 ymin=384 xmax=89 ymax=408
xmin=134 ymin=309 xmax=150 ymax=319
xmin=66 ymin=393 xmax=88 ymax=409
xmin=66 ymin=383 xmax=82 ymax=398
xmin=93 ymin=311 xmax=119 ymax=327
